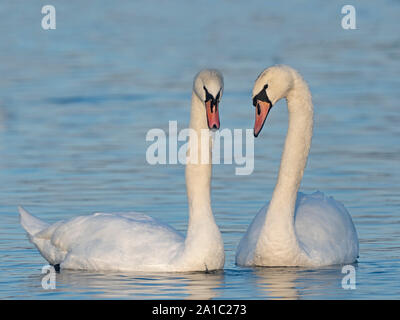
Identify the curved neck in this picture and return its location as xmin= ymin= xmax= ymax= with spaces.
xmin=259 ymin=73 xmax=313 ymax=250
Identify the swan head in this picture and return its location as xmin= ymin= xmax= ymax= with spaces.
xmin=252 ymin=65 xmax=294 ymax=137
xmin=193 ymin=69 xmax=224 ymax=130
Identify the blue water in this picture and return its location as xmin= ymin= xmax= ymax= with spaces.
xmin=1 ymin=0 xmax=399 ymax=299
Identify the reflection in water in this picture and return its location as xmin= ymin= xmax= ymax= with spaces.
xmin=253 ymin=267 xmax=300 ymax=299
xmin=253 ymin=263 xmax=359 ymax=299
xmin=182 ymin=271 xmax=224 ymax=300
xmin=29 ymin=269 xmax=224 ymax=299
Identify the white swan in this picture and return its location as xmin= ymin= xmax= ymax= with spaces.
xmin=19 ymin=69 xmax=225 ymax=272
xmin=236 ymin=65 xmax=359 ymax=267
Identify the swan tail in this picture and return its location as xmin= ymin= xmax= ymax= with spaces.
xmin=19 ymin=206 xmax=66 ymax=265
xmin=18 ymin=206 xmax=49 ymax=237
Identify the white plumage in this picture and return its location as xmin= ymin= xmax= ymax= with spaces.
xmin=236 ymin=65 xmax=359 ymax=267
xmin=19 ymin=69 xmax=225 ymax=272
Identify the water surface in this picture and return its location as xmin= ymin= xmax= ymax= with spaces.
xmin=0 ymin=0 xmax=399 ymax=299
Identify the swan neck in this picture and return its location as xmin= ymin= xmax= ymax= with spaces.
xmin=259 ymin=73 xmax=313 ymax=251
xmin=182 ymin=93 xmax=221 ymax=264
xmin=272 ymin=83 xmax=313 ymax=208
xmin=185 ymin=93 xmax=213 ymax=220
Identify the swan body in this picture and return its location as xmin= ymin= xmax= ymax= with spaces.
xmin=20 ymin=69 xmax=225 ymax=272
xmin=236 ymin=65 xmax=359 ymax=267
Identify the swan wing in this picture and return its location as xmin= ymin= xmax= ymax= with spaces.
xmin=236 ymin=192 xmax=359 ymax=267
xmin=295 ymin=191 xmax=359 ymax=265
xmin=21 ymin=208 xmax=184 ymax=271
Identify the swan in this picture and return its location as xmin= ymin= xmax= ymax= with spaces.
xmin=236 ymin=65 xmax=359 ymax=267
xmin=19 ymin=69 xmax=225 ymax=272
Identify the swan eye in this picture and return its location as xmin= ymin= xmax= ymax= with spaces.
xmin=215 ymin=90 xmax=220 ymax=101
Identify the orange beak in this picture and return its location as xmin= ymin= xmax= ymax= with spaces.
xmin=254 ymin=100 xmax=272 ymax=137
xmin=206 ymin=100 xmax=220 ymax=130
